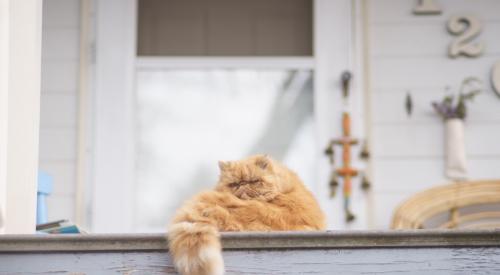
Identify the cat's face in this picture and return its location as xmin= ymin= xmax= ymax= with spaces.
xmin=216 ymin=155 xmax=287 ymax=201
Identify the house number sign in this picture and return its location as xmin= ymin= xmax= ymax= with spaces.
xmin=413 ymin=0 xmax=498 ymax=98
xmin=447 ymin=15 xmax=484 ymax=58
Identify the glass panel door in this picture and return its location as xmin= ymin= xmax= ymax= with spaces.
xmin=135 ymin=69 xmax=316 ymax=232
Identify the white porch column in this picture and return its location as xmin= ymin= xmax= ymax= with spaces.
xmin=0 ymin=0 xmax=43 ymax=234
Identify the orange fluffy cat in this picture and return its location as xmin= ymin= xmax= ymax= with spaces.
xmin=167 ymin=155 xmax=326 ymax=275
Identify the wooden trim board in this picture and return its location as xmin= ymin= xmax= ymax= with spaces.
xmin=1 ymin=230 xmax=499 ymax=252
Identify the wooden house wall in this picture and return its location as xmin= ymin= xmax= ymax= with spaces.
xmin=39 ymin=0 xmax=81 ymax=222
xmin=368 ymin=0 xmax=500 ymax=228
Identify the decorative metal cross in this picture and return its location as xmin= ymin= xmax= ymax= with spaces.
xmin=324 ymin=70 xmax=370 ymax=223
xmin=333 ymin=112 xmax=358 ymax=222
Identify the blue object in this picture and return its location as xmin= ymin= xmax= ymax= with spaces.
xmin=37 ymin=171 xmax=53 ymax=225
xmin=45 ymin=225 xmax=80 ymax=234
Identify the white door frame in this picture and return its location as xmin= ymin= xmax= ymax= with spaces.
xmin=90 ymin=0 xmax=368 ymax=232
xmin=90 ymin=0 xmax=137 ymax=233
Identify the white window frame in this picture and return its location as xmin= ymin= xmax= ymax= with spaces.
xmin=89 ymin=0 xmax=368 ymax=232
xmin=136 ymin=57 xmax=315 ymax=70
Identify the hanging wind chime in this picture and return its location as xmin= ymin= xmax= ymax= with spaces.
xmin=324 ymin=71 xmax=370 ymax=222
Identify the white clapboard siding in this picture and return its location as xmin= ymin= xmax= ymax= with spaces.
xmin=372 ymin=57 xmax=498 ymax=89
xmin=372 ymin=158 xmax=500 ymax=192
xmin=371 ymin=22 xmax=500 ymax=57
xmin=370 ymin=0 xmax=500 ymax=23
xmin=38 ymin=161 xmax=76 ymax=196
xmin=369 ymin=0 xmax=500 ymax=229
xmin=372 ymin=192 xmax=413 ymax=228
xmin=38 ymin=0 xmax=80 ymax=223
xmin=46 ymin=195 xmax=76 ymax=222
xmin=40 ymin=94 xmax=77 ymax=128
xmin=373 ymin=123 xmax=500 ymax=157
xmin=372 ymin=89 xmax=500 ymax=123
xmin=41 ymin=61 xmax=79 ymax=93
xmin=42 ymin=29 xmax=80 ymax=61
xmin=42 ymin=0 xmax=80 ymax=28
xmin=39 ymin=129 xmax=76 ymax=162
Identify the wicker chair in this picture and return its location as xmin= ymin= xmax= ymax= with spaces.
xmin=391 ymin=180 xmax=500 ymax=229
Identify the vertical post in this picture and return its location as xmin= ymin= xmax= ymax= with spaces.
xmin=75 ymin=0 xmax=92 ymax=231
xmin=0 ymin=0 xmax=43 ymax=234
xmin=360 ymin=0 xmax=375 ymax=229
xmin=0 ymin=0 xmax=9 ymax=233
xmin=92 ymin=0 xmax=137 ymax=233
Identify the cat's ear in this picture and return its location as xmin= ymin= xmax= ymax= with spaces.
xmin=218 ymin=161 xmax=229 ymax=171
xmin=255 ymin=155 xmax=271 ymax=170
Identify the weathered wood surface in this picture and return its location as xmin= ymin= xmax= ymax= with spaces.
xmin=0 ymin=230 xmax=499 ymax=274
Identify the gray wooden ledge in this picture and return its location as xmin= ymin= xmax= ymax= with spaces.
xmin=1 ymin=229 xmax=499 ymax=252
xmin=1 ymin=230 xmax=500 ymax=274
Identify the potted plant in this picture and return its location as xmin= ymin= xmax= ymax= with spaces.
xmin=431 ymin=77 xmax=481 ymax=180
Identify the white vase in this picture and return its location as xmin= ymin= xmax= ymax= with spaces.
xmin=445 ymin=118 xmax=467 ymax=180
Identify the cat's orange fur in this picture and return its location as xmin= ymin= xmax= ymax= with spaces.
xmin=167 ymin=155 xmax=326 ymax=275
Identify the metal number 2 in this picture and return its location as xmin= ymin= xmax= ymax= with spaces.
xmin=447 ymin=15 xmax=485 ymax=58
